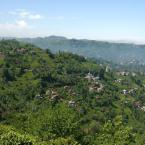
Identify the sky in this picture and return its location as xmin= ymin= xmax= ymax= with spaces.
xmin=0 ymin=0 xmax=145 ymax=42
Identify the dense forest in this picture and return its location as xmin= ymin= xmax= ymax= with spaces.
xmin=0 ymin=40 xmax=145 ymax=144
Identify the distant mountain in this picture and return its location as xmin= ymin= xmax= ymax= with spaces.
xmin=17 ymin=36 xmax=145 ymax=66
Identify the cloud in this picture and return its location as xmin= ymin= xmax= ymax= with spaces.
xmin=9 ymin=9 xmax=43 ymax=20
xmin=0 ymin=20 xmax=29 ymax=30
xmin=29 ymin=14 xmax=42 ymax=20
xmin=15 ymin=20 xmax=28 ymax=28
xmin=0 ymin=9 xmax=44 ymax=37
xmin=0 ymin=20 xmax=36 ymax=37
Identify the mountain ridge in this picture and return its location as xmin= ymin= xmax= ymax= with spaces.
xmin=15 ymin=36 xmax=145 ymax=66
xmin=1 ymin=35 xmax=145 ymax=45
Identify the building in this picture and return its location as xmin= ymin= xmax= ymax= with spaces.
xmin=68 ymin=101 xmax=76 ymax=107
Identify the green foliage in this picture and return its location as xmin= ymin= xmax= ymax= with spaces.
xmin=94 ymin=116 xmax=137 ymax=145
xmin=0 ymin=40 xmax=145 ymax=145
xmin=48 ymin=137 xmax=80 ymax=145
xmin=40 ymin=104 xmax=79 ymax=137
xmin=0 ymin=125 xmax=37 ymax=145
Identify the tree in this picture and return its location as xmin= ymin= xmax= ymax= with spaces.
xmin=94 ymin=116 xmax=137 ymax=145
xmin=0 ymin=125 xmax=37 ymax=145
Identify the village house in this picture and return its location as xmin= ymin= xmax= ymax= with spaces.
xmin=84 ymin=72 xmax=94 ymax=82
xmin=131 ymin=72 xmax=136 ymax=77
xmin=97 ymin=83 xmax=103 ymax=92
xmin=115 ymin=79 xmax=122 ymax=83
xmin=84 ymin=72 xmax=100 ymax=82
xmin=50 ymin=94 xmax=60 ymax=101
xmin=89 ymin=82 xmax=103 ymax=93
xmin=68 ymin=100 xmax=76 ymax=107
xmin=117 ymin=71 xmax=129 ymax=76
xmin=45 ymin=90 xmax=50 ymax=96
xmin=128 ymin=88 xmax=137 ymax=96
xmin=16 ymin=48 xmax=27 ymax=54
xmin=134 ymin=102 xmax=145 ymax=112
xmin=89 ymin=86 xmax=94 ymax=92
xmin=141 ymin=106 xmax=145 ymax=112
xmin=105 ymin=66 xmax=111 ymax=72
xmin=71 ymin=92 xmax=76 ymax=96
xmin=133 ymin=101 xmax=142 ymax=108
xmin=122 ymin=89 xmax=128 ymax=95
xmin=50 ymin=90 xmax=63 ymax=102
xmin=64 ymin=85 xmax=69 ymax=90
xmin=0 ymin=52 xmax=4 ymax=58
xmin=35 ymin=94 xmax=43 ymax=99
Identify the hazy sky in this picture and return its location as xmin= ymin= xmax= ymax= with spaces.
xmin=0 ymin=0 xmax=145 ymax=42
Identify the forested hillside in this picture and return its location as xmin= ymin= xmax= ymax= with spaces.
xmin=0 ymin=40 xmax=145 ymax=144
xmin=18 ymin=36 xmax=145 ymax=66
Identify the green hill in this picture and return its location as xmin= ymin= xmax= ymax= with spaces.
xmin=0 ymin=40 xmax=145 ymax=145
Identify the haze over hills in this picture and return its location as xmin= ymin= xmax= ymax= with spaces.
xmin=16 ymin=36 xmax=145 ymax=66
